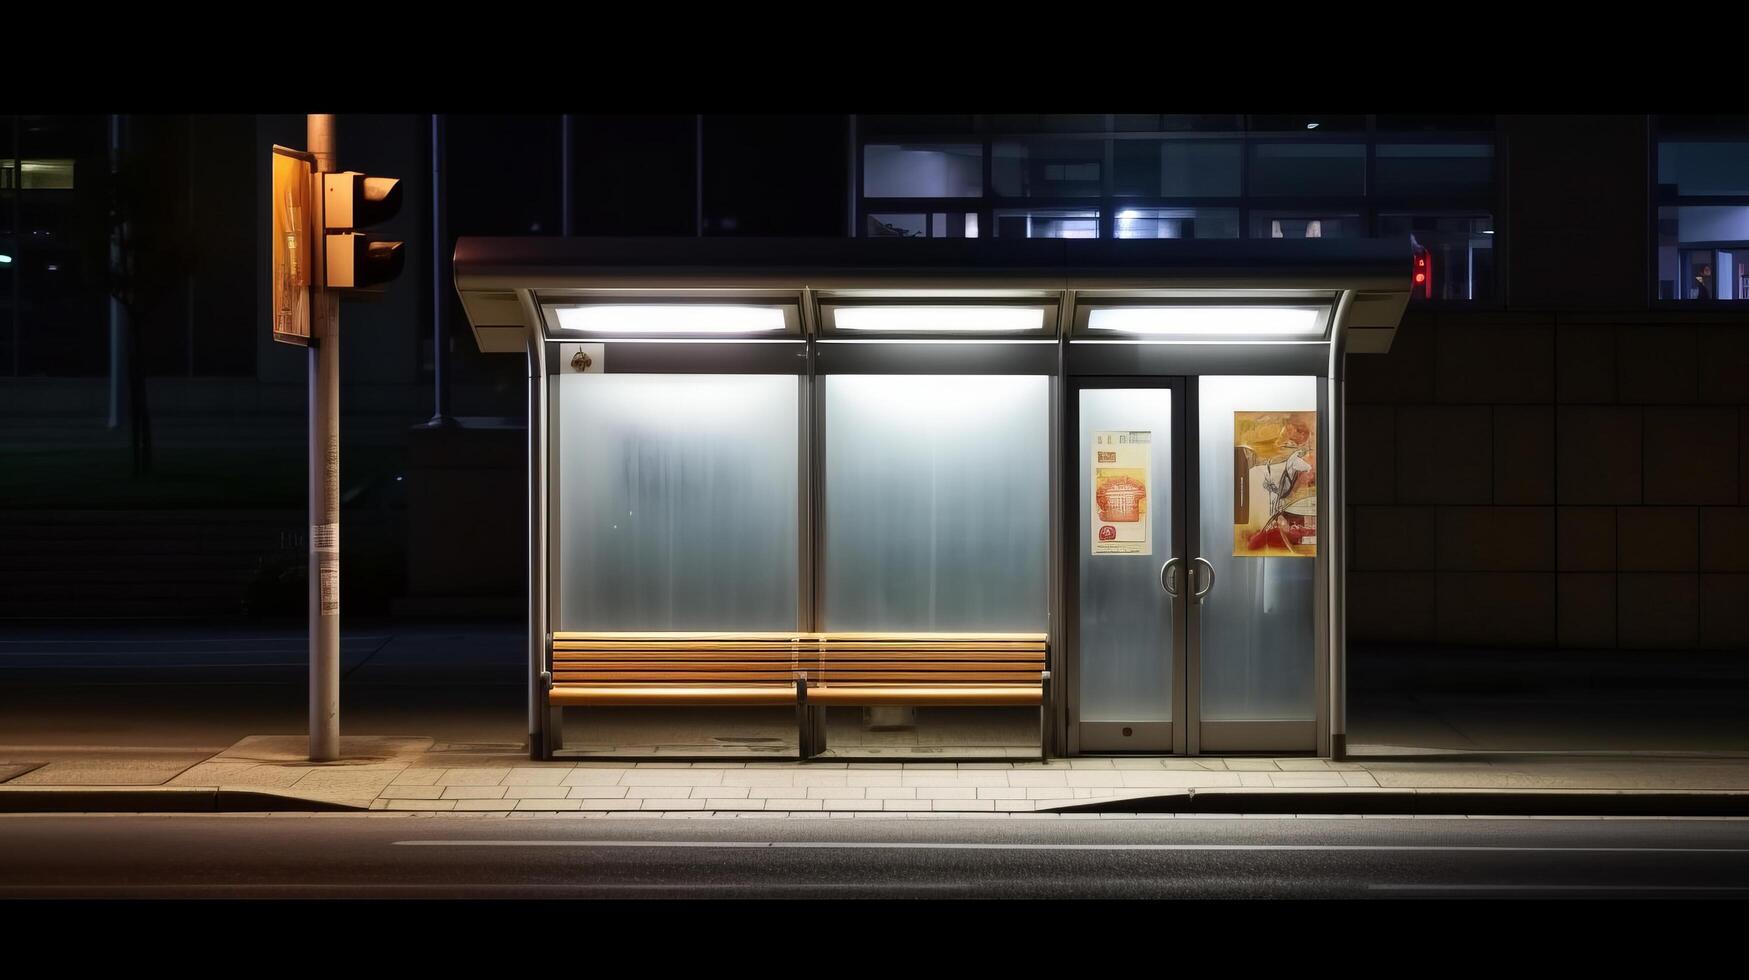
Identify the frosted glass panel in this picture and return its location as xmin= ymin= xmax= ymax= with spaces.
xmin=1077 ymin=388 xmax=1174 ymax=722
xmin=556 ymin=374 xmax=799 ymax=630
xmin=1197 ymin=376 xmax=1317 ymax=721
xmin=823 ymin=376 xmax=1049 ymax=631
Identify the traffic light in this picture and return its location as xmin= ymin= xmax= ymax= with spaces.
xmin=322 ymin=172 xmax=404 ymax=292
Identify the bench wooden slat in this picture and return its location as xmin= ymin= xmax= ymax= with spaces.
xmin=806 ymin=685 xmax=1044 ymax=706
xmin=554 ymin=650 xmax=1045 ymax=663
xmin=556 ymin=637 xmax=808 ymax=644
xmin=550 ymin=685 xmax=799 ymax=706
xmin=554 ymin=672 xmax=803 ymax=683
xmin=554 ymin=642 xmax=1043 ymax=652
xmin=557 ymin=659 xmax=1042 ymax=670
xmin=818 ymin=637 xmax=1045 ymax=644
xmin=557 ymin=671 xmax=1040 ymax=684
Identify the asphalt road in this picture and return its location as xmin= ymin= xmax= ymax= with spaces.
xmin=5 ymin=814 xmax=1749 ymax=898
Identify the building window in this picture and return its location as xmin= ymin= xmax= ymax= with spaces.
xmin=1379 ymin=214 xmax=1495 ymax=303
xmin=1114 ymin=207 xmax=1239 ymax=239
xmin=1113 ymin=141 xmax=1241 ymax=198
xmin=1250 ymin=212 xmax=1362 ymax=239
xmin=857 ymin=115 xmax=1499 ymax=304
xmin=0 ymin=159 xmax=75 ymax=190
xmin=992 ymin=139 xmax=1103 ymax=197
xmin=863 ymin=144 xmax=982 ymax=198
xmin=1655 ymin=122 xmax=1749 ymax=300
xmin=866 ymin=212 xmax=978 ymax=238
xmin=1373 ymin=143 xmax=1492 ymax=196
xmin=992 ymin=208 xmax=1099 ymax=238
xmin=1248 ymin=143 xmax=1366 ymax=196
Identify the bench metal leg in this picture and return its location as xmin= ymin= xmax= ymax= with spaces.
xmin=545 ymin=701 xmax=565 ymax=758
xmin=795 ymin=679 xmax=815 ymax=760
xmin=1038 ymin=671 xmax=1052 ymax=761
xmin=809 ymin=705 xmax=827 ymax=758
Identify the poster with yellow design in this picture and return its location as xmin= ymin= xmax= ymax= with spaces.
xmin=1233 ymin=411 xmax=1317 ymax=558
xmin=1092 ymin=431 xmax=1150 ymax=556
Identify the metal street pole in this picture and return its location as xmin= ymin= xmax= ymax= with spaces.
xmin=307 ymin=113 xmax=340 ymax=762
xmin=107 ymin=114 xmax=128 ymax=429
xmin=427 ymin=113 xmax=452 ymax=428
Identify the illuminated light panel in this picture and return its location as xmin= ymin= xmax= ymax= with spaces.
xmin=555 ymin=304 xmax=788 ymax=335
xmin=1085 ymin=306 xmax=1327 ymax=339
xmin=834 ymin=306 xmax=1045 ymax=333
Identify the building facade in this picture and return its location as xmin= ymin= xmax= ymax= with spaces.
xmin=1 ymin=113 xmax=1745 ymax=652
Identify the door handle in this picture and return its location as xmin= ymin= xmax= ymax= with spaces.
xmin=1191 ymin=557 xmax=1216 ymax=601
xmin=1159 ymin=557 xmax=1181 ymax=597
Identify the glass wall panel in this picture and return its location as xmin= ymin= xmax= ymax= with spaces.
xmin=1248 ymin=143 xmax=1365 ymax=196
xmin=1379 ymin=213 xmax=1496 ymax=302
xmin=1657 ymin=205 xmax=1749 ymax=300
xmin=863 ymin=144 xmax=982 ymax=198
xmin=1374 ymin=143 xmax=1493 ymax=196
xmin=1249 ymin=212 xmax=1362 ymax=239
xmin=1658 ymin=142 xmax=1749 ymax=197
xmin=992 ymin=139 xmax=1103 ymax=197
xmin=1114 ymin=207 xmax=1239 ymax=240
xmin=863 ymin=212 xmax=978 ymax=238
xmin=1113 ymin=141 xmax=1241 ymax=197
xmin=1077 ymin=388 xmax=1175 ymax=723
xmin=556 ymin=373 xmax=799 ymax=631
xmin=1196 ymin=375 xmax=1318 ymax=722
xmin=992 ymin=208 xmax=1099 ymax=238
xmin=823 ymin=375 xmax=1049 ymax=631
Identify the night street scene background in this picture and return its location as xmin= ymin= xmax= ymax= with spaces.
xmin=5 ymin=107 xmax=1749 ymax=924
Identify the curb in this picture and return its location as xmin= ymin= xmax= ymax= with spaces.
xmin=0 ymin=787 xmax=367 ymax=813
xmin=1044 ymin=787 xmax=1749 ymax=817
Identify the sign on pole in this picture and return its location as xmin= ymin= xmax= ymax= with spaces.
xmin=271 ymin=145 xmax=315 ymax=346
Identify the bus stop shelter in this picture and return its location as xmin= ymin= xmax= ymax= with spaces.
xmin=453 ymin=238 xmax=1410 ymax=761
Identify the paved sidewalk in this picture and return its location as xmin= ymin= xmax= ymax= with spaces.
xmin=8 ymin=734 xmax=1749 ymax=815
xmin=7 ymin=627 xmax=1749 ymax=814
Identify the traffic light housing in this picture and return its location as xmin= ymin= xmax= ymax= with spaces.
xmin=322 ymin=172 xmax=404 ymax=292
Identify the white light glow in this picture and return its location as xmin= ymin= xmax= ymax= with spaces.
xmin=834 ymin=306 xmax=1045 ymax=334
xmin=0 ymin=254 xmax=10 ymax=264
xmin=556 ymin=304 xmax=788 ymax=335
xmin=1086 ymin=306 xmax=1327 ymax=339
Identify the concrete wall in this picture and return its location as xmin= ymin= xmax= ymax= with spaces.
xmin=1347 ymin=116 xmax=1749 ymax=650
xmin=1347 ymin=310 xmax=1749 ymax=650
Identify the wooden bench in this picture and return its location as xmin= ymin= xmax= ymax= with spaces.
xmin=545 ymin=631 xmax=1049 ymax=759
xmin=797 ymin=633 xmax=1050 ymax=758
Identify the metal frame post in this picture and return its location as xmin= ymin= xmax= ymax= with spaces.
xmin=107 ymin=114 xmax=128 ymax=428
xmin=307 ymin=113 xmax=340 ymax=762
xmin=427 ymin=113 xmax=454 ymax=428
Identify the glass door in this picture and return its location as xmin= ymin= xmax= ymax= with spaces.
xmin=1190 ymin=376 xmax=1320 ymax=753
xmin=1067 ymin=374 xmax=1322 ymax=756
xmin=1069 ymin=380 xmax=1186 ymax=753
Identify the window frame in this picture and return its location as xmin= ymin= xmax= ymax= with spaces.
xmin=1650 ymin=117 xmax=1749 ymax=306
xmin=855 ymin=115 xmax=1504 ymax=309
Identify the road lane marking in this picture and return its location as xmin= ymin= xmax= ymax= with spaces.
xmin=393 ymin=840 xmax=1749 ymax=853
xmin=1372 ymin=884 xmax=1749 ymax=892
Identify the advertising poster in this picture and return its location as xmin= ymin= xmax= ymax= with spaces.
xmin=271 ymin=145 xmax=314 ymax=347
xmin=1233 ymin=411 xmax=1317 ymax=558
xmin=1092 ymin=431 xmax=1151 ymax=556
